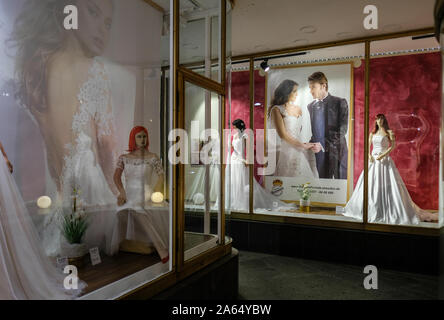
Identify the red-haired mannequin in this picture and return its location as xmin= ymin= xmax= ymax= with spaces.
xmin=110 ymin=126 xmax=168 ymax=263
xmin=114 ymin=126 xmax=161 ymax=206
xmin=127 ymin=126 xmax=150 ymax=152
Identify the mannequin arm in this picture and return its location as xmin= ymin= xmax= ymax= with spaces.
xmin=376 ymin=131 xmax=395 ymax=160
xmin=113 ymin=159 xmax=126 ymax=205
xmin=271 ymin=108 xmax=308 ymax=149
xmin=0 ymin=142 xmax=13 ymax=173
xmin=368 ymin=133 xmax=374 ymax=163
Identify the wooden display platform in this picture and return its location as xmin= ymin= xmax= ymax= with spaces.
xmin=76 ymin=233 xmax=217 ymax=297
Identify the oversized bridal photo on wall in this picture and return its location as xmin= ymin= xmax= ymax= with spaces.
xmin=264 ymin=63 xmax=353 ymax=208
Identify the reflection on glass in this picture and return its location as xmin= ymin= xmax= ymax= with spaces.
xmin=179 ymin=0 xmax=221 ymax=82
xmin=184 ymin=83 xmax=220 ymax=260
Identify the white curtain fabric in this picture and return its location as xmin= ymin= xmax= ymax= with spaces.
xmin=0 ymin=153 xmax=84 ymax=299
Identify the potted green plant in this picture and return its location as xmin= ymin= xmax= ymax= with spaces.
xmin=297 ymin=183 xmax=313 ymax=212
xmin=61 ymin=187 xmax=89 ymax=267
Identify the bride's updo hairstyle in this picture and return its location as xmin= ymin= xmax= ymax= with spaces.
xmin=128 ymin=126 xmax=150 ymax=152
xmin=232 ymin=119 xmax=246 ymax=132
xmin=372 ymin=114 xmax=390 ymax=134
xmin=268 ymin=79 xmax=298 ymax=118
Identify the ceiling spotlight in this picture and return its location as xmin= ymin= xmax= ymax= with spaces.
xmin=260 ymin=59 xmax=270 ymax=72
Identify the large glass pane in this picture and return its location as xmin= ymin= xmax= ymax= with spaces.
xmin=225 ymin=62 xmax=251 ymax=214
xmin=0 ymin=0 xmax=172 ymax=299
xmin=246 ymin=44 xmax=365 ymax=222
xmin=184 ymin=82 xmax=221 ymax=260
xmin=367 ymin=36 xmax=440 ymax=227
xmin=179 ymin=0 xmax=221 ymax=82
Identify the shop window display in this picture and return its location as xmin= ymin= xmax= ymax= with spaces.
xmin=229 ymin=39 xmax=442 ymax=228
xmin=225 ymin=45 xmax=364 ymax=219
xmin=0 ymin=0 xmax=172 ymax=299
xmin=359 ymin=37 xmax=441 ymax=226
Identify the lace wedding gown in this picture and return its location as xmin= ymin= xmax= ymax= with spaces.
xmin=343 ymin=134 xmax=438 ymax=225
xmin=224 ymin=132 xmax=293 ymax=212
xmin=41 ymin=57 xmax=117 ymax=257
xmin=107 ymin=155 xmax=169 ymax=260
xmin=268 ymin=105 xmax=318 ymax=178
xmin=0 ymin=152 xmax=85 ymax=299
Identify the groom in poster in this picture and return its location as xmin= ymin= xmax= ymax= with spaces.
xmin=307 ymin=72 xmax=348 ymax=179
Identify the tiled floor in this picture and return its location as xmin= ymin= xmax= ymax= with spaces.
xmin=238 ymin=251 xmax=439 ymax=300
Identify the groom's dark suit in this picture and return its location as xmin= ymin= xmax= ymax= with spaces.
xmin=307 ymin=93 xmax=348 ymax=179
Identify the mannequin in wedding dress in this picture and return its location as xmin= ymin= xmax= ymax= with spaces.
xmin=223 ymin=119 xmax=294 ymax=212
xmin=0 ymin=141 xmax=85 ymax=299
xmin=11 ymin=0 xmax=117 ymax=256
xmin=342 ymin=114 xmax=438 ymax=225
xmin=110 ymin=127 xmax=169 ymax=263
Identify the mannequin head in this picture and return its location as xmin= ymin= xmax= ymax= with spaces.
xmin=308 ymin=72 xmax=329 ymax=100
xmin=232 ymin=119 xmax=246 ymax=133
xmin=128 ymin=126 xmax=150 ymax=152
xmin=372 ymin=114 xmax=390 ymax=134
xmin=269 ymin=80 xmax=299 ymax=117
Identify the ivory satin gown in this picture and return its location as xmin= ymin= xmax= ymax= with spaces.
xmin=343 ymin=134 xmax=437 ymax=225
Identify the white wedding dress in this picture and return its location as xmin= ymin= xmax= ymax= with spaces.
xmin=0 ymin=152 xmax=85 ymax=299
xmin=41 ymin=57 xmax=117 ymax=257
xmin=268 ymin=105 xmax=318 ymax=178
xmin=107 ymin=155 xmax=169 ymax=260
xmin=224 ymin=132 xmax=293 ymax=212
xmin=343 ymin=134 xmax=438 ymax=225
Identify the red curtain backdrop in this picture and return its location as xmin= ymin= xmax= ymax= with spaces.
xmin=354 ymin=52 xmax=441 ymax=210
xmin=227 ymin=52 xmax=441 ymax=209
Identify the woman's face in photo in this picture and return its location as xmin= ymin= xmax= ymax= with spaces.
xmin=135 ymin=131 xmax=148 ymax=149
xmin=288 ymin=85 xmax=298 ymax=103
xmin=75 ymin=0 xmax=113 ymax=57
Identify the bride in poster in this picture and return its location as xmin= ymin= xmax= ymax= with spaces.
xmin=267 ymin=79 xmax=318 ymax=178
